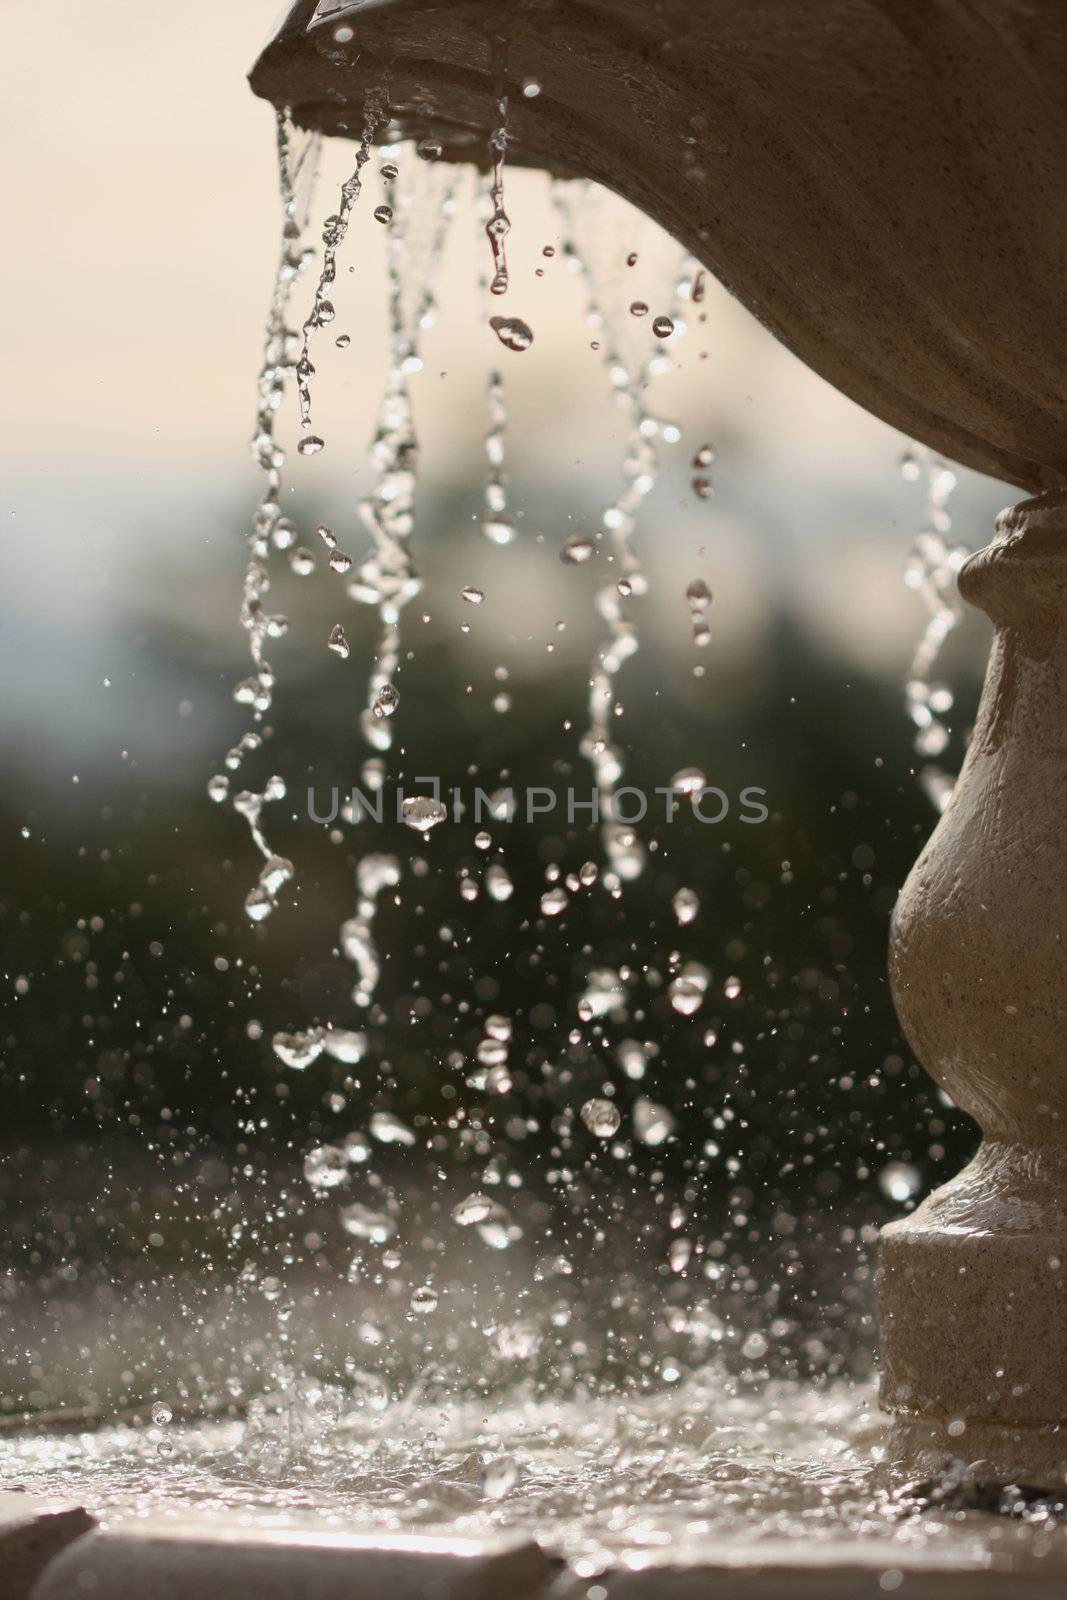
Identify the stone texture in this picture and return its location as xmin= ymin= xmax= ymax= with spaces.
xmin=250 ymin=0 xmax=1067 ymax=495
xmin=0 ymin=1489 xmax=94 ymax=1600
xmin=30 ymin=1521 xmax=558 ymax=1600
xmin=569 ymin=1541 xmax=1067 ymax=1598
xmin=880 ymin=493 xmax=1067 ymax=1464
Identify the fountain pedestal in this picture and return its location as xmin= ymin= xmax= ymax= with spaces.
xmin=879 ymin=491 xmax=1067 ymax=1476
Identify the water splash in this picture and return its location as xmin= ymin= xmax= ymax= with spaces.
xmin=900 ymin=443 xmax=970 ymax=811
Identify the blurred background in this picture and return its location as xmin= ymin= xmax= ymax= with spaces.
xmin=0 ymin=2 xmax=1016 ymax=1421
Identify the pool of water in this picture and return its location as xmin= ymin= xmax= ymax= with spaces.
xmin=4 ymin=1374 xmax=1067 ymax=1579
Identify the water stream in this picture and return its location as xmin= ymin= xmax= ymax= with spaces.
xmin=0 ymin=100 xmax=1012 ymax=1565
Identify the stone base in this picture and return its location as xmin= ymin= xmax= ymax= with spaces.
xmin=878 ymin=1141 xmax=1067 ymax=1468
xmin=22 ymin=1518 xmax=1067 ymax=1600
xmin=884 ymin=1414 xmax=1067 ymax=1487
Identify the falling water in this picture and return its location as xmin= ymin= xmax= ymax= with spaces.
xmin=478 ymin=173 xmax=516 ymax=546
xmin=481 ymin=366 xmax=513 ymax=544
xmin=346 ymin=150 xmax=459 ymax=760
xmin=552 ymin=180 xmax=691 ymax=885
xmin=340 ymin=853 xmax=402 ymax=1010
xmin=216 ymin=112 xmax=318 ymax=922
xmin=295 ymin=96 xmax=382 ymax=438
xmin=10 ymin=117 xmax=986 ymax=1556
xmin=900 ymin=443 xmax=970 ymax=811
xmin=484 ymin=64 xmax=511 ymax=297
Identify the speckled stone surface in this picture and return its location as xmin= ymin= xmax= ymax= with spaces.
xmin=882 ymin=493 xmax=1067 ymax=1468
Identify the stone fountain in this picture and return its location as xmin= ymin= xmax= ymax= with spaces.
xmin=250 ymin=0 xmax=1067 ymax=1478
xmin=6 ymin=6 xmax=1067 ymax=1597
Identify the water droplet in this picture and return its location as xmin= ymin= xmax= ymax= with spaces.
xmin=272 ymin=1028 xmax=326 ymax=1071
xmin=616 ymin=1040 xmax=647 ymax=1081
xmin=374 ymin=204 xmax=393 ymax=224
xmin=343 ymin=1131 xmax=372 ymax=1165
xmin=329 ymin=550 xmax=353 ymax=575
xmin=207 ymin=774 xmax=229 ymax=804
xmin=483 ymin=515 xmax=516 ymax=548
xmin=691 ymin=476 xmax=713 ymax=500
xmin=634 ymin=1097 xmax=675 ymax=1146
xmin=461 ymin=586 xmax=485 ymax=605
xmin=417 ymin=138 xmax=443 ymax=161
xmin=370 ymin=1110 xmax=416 ymax=1146
xmin=480 ymin=1454 xmax=521 ymax=1499
xmin=578 ymin=968 xmax=626 ymax=1020
xmin=341 ymin=1203 xmax=395 ymax=1243
xmin=540 ymin=885 xmax=568 ymax=917
xmin=693 ymin=444 xmax=716 ymax=469
xmin=522 ymin=78 xmax=542 ymax=98
xmin=410 ymin=1285 xmax=438 ymax=1314
xmin=401 ymin=794 xmax=447 ymax=833
xmin=561 ymin=535 xmax=595 ymax=565
xmin=259 ymin=855 xmax=294 ymax=896
xmin=151 ymin=1401 xmax=173 ymax=1426
xmin=323 ymin=1028 xmax=366 ymax=1064
xmin=298 ymin=435 xmax=325 ymax=456
xmin=328 ymin=623 xmax=350 ymax=659
xmin=879 ymin=1161 xmax=922 ymax=1202
xmin=291 ymin=547 xmax=316 ymax=576
xmin=453 ymin=1192 xmax=495 ymax=1227
xmin=486 ymin=864 xmax=514 ymax=901
xmin=372 ymin=683 xmax=400 ymax=719
xmin=723 ymin=974 xmax=742 ymax=1000
xmin=672 ymin=887 xmax=700 ymax=925
xmin=335 ymin=333 xmax=351 ymax=350
xmin=652 ymin=315 xmax=675 ymax=338
xmin=581 ymin=1098 xmax=621 ymax=1138
xmin=489 ymin=315 xmax=534 ymax=352
xmin=303 ymin=1144 xmax=349 ymax=1190
xmin=670 ymin=766 xmax=706 ymax=795
xmin=381 ymin=162 xmax=399 ymax=181
xmin=669 ymin=1237 xmax=692 ymax=1272
xmin=669 ymin=977 xmax=704 ymax=1016
xmin=629 ymin=301 xmax=649 ymax=317
xmin=245 ymin=887 xmax=273 ymax=922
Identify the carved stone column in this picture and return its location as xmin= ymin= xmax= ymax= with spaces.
xmin=880 ymin=491 xmax=1067 ymax=1477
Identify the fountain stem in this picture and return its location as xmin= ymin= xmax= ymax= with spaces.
xmin=880 ymin=490 xmax=1067 ymax=1477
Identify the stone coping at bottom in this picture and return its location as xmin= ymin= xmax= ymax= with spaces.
xmin=0 ymin=1490 xmax=95 ymax=1600
xmin=1 ymin=1494 xmax=1063 ymax=1600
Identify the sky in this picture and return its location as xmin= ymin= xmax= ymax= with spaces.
xmin=1 ymin=0 xmax=1011 ymax=797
